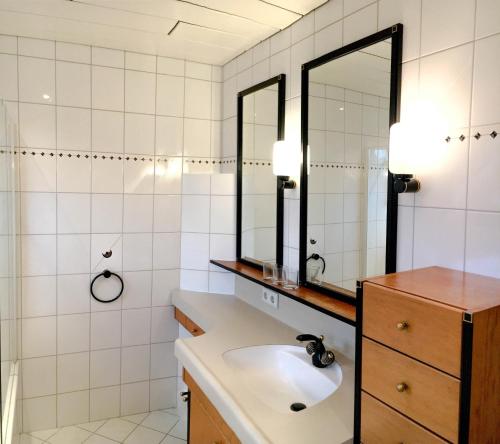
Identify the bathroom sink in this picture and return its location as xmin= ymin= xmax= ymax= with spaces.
xmin=222 ymin=344 xmax=342 ymax=414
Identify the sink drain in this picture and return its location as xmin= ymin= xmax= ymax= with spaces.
xmin=290 ymin=402 xmax=307 ymax=412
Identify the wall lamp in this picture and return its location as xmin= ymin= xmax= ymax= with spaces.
xmin=273 ymin=140 xmax=297 ymax=189
xmin=389 ymin=122 xmax=421 ymax=193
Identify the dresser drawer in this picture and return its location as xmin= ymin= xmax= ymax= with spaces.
xmin=363 ymin=282 xmax=462 ymax=377
xmin=361 ymin=391 xmax=447 ymax=444
xmin=362 ymin=338 xmax=460 ymax=442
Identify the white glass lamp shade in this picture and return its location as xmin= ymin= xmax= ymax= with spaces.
xmin=389 ymin=122 xmax=414 ymax=175
xmin=273 ymin=140 xmax=298 ymax=176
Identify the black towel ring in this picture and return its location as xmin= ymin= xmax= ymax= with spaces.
xmin=90 ymin=269 xmax=124 ymax=303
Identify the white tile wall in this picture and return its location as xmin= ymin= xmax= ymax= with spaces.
xmin=57 ymin=61 xmax=91 ymax=108
xmin=0 ymin=35 xmax=223 ymax=433
xmin=5 ymin=0 xmax=500 ymax=434
xmin=18 ymin=56 xmax=55 ymax=104
xmin=179 ymin=173 xmax=236 ymax=294
xmin=221 ymin=0 xmax=500 ymax=282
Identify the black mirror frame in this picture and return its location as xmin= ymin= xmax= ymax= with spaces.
xmin=236 ymin=74 xmax=286 ymax=269
xmin=299 ymin=25 xmax=403 ymax=303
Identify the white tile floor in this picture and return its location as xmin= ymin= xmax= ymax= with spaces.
xmin=20 ymin=409 xmax=187 ymax=444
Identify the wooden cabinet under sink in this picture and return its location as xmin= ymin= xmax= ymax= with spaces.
xmin=184 ymin=370 xmax=240 ymax=444
xmin=355 ymin=266 xmax=500 ymax=444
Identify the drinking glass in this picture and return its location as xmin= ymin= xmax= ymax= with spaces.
xmin=262 ymin=261 xmax=274 ymax=280
xmin=283 ymin=266 xmax=299 ymax=289
xmin=272 ymin=264 xmax=286 ymax=285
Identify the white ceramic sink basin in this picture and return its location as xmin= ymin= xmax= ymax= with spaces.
xmin=222 ymin=344 xmax=342 ymax=414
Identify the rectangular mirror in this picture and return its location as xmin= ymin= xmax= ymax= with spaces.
xmin=300 ymin=26 xmax=402 ymax=300
xmin=237 ymin=75 xmax=286 ymax=268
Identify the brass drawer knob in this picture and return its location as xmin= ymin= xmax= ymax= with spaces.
xmin=396 ymin=321 xmax=409 ymax=330
xmin=396 ymin=382 xmax=408 ymax=392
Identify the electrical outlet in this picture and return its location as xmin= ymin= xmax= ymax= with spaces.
xmin=262 ymin=288 xmax=279 ymax=309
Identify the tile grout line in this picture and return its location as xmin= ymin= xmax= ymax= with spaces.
xmin=207 ymin=62 xmax=215 ymax=293
xmin=54 ymin=37 xmax=60 ymax=429
xmin=462 ymin=0 xmax=479 ymax=272
xmin=10 ymin=97 xmax=225 ymax=123
xmin=119 ymin=46 xmax=125 ymax=418
xmin=179 ymin=59 xmax=186 ymax=296
xmin=20 ymin=267 xmax=190 ymax=280
xmin=88 ymin=44 xmax=94 ymax=426
xmin=19 ymin=354 xmax=177 ymax=374
xmin=32 ymin=410 xmax=186 ymax=443
xmin=14 ymin=34 xmax=26 ymax=435
xmin=408 ymin=0 xmax=425 ymax=272
xmin=147 ymin=53 xmax=159 ymax=415
xmin=3 ymin=33 xmax=219 ymax=68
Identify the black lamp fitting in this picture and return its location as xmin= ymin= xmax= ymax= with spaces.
xmin=279 ymin=175 xmax=296 ymax=189
xmin=394 ymin=174 xmax=420 ymax=193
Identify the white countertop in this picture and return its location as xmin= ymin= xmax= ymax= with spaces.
xmin=173 ymin=289 xmax=354 ymax=444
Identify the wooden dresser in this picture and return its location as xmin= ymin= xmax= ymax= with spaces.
xmin=355 ymin=267 xmax=500 ymax=444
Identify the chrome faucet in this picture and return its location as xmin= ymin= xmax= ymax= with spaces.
xmin=296 ymin=334 xmax=335 ymax=368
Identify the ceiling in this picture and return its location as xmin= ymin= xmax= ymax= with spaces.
xmin=0 ymin=0 xmax=327 ymax=65
xmin=310 ymin=39 xmax=392 ymax=97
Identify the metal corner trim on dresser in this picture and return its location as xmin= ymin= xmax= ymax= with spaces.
xmin=236 ymin=74 xmax=286 ymax=270
xmin=353 ymin=281 xmax=364 ymax=443
xmin=459 ymin=312 xmax=473 ymax=444
xmin=354 ymin=267 xmax=500 ymax=444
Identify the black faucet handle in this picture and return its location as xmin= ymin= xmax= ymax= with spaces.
xmin=320 ymin=350 xmax=336 ymax=366
xmin=296 ymin=334 xmax=323 ymax=343
xmin=297 ymin=334 xmax=326 ymax=356
xmin=305 ymin=342 xmax=319 ymax=355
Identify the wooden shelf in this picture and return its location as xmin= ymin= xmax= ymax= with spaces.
xmin=210 ymin=260 xmax=356 ymax=325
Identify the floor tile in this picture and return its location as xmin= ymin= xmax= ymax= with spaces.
xmin=121 ymin=412 xmax=148 ymax=424
xmin=30 ymin=428 xmax=58 ymax=440
xmin=48 ymin=426 xmax=91 ymax=444
xmin=141 ymin=411 xmax=178 ymax=434
xmin=95 ymin=418 xmax=137 ymax=442
xmin=124 ymin=426 xmax=165 ymax=444
xmin=20 ymin=435 xmax=45 ymax=444
xmin=161 ymin=436 xmax=186 ymax=444
xmin=85 ymin=435 xmax=119 ymax=444
xmin=167 ymin=420 xmax=187 ymax=440
xmin=22 ymin=411 xmax=179 ymax=444
xmin=78 ymin=420 xmax=106 ymax=432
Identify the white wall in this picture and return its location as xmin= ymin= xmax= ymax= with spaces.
xmin=221 ymin=0 xmax=500 ymax=281
xmin=179 ymin=173 xmax=236 ymax=294
xmin=0 ymin=34 xmax=224 ymax=432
